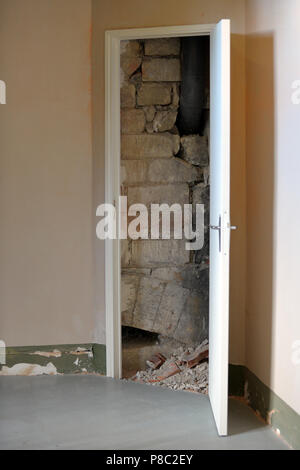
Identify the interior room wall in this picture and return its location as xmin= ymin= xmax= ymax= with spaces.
xmin=245 ymin=0 xmax=300 ymax=414
xmin=0 ymin=0 xmax=247 ymax=363
xmin=0 ymin=0 xmax=95 ymax=346
xmin=92 ymin=0 xmax=247 ymax=363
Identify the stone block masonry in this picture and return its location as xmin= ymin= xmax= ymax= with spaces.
xmin=137 ymin=83 xmax=172 ymax=106
xmin=142 ymin=58 xmax=181 ymax=82
xmin=121 ymin=133 xmax=180 ymax=158
xmin=120 ymin=38 xmax=210 ymax=345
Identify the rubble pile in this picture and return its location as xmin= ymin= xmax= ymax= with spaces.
xmin=130 ymin=340 xmax=209 ymax=394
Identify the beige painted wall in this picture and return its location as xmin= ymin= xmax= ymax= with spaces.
xmin=0 ymin=0 xmax=95 ymax=346
xmin=0 ymin=0 xmax=247 ymax=363
xmin=92 ymin=0 xmax=247 ymax=362
xmin=246 ymin=0 xmax=300 ymax=414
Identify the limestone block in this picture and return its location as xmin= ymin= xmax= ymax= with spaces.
xmin=121 ymin=239 xmax=131 ymax=267
xmin=148 ymin=157 xmax=202 ymax=183
xmin=144 ymin=106 xmax=156 ymax=122
xmin=121 ymin=133 xmax=180 ymax=159
xmin=144 ymin=38 xmax=180 ymax=56
xmin=151 ymin=266 xmax=183 ymax=282
xmin=127 ymin=183 xmax=188 ymax=209
xmin=145 ymin=122 xmax=154 ymax=133
xmin=151 ymin=265 xmax=209 ymax=292
xmin=122 ymin=267 xmax=152 ymax=276
xmin=174 ymin=291 xmax=208 ymax=344
xmin=121 ymin=109 xmax=145 ymax=134
xmin=132 ymin=277 xmax=164 ymax=331
xmin=153 ymin=110 xmax=178 ymax=132
xmin=129 ymin=72 xmax=142 ymax=84
xmin=131 ymin=240 xmax=189 ymax=266
xmin=153 ymin=284 xmax=189 ymax=337
xmin=121 ymin=275 xmax=139 ymax=326
xmin=120 ymin=40 xmax=142 ymax=79
xmin=142 ymin=58 xmax=181 ymax=82
xmin=121 ymin=83 xmax=136 ymax=108
xmin=121 ymin=160 xmax=148 ymax=185
xmin=120 ymin=40 xmax=142 ymax=57
xmin=121 ymin=56 xmax=142 ymax=78
xmin=137 ymin=83 xmax=171 ymax=105
xmin=180 ymin=135 xmax=209 ymax=166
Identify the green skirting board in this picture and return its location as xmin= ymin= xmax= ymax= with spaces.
xmin=229 ymin=364 xmax=300 ymax=449
xmin=0 ymin=343 xmax=106 ymax=375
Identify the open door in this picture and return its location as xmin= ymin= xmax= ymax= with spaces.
xmin=209 ymin=19 xmax=231 ymax=436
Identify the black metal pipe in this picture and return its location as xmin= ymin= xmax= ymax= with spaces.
xmin=177 ymin=36 xmax=209 ymax=135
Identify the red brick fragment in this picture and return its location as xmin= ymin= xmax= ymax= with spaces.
xmin=146 ymin=353 xmax=166 ymax=370
xmin=182 ymin=346 xmax=209 ymax=368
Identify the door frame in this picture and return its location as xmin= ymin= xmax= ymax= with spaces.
xmin=105 ymin=24 xmax=216 ymax=379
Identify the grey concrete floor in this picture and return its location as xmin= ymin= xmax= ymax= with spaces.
xmin=0 ymin=375 xmax=290 ymax=450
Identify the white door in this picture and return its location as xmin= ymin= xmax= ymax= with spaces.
xmin=209 ymin=19 xmax=231 ymax=436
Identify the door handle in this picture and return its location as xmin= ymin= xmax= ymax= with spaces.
xmin=209 ymin=215 xmax=222 ymax=252
xmin=209 ymin=222 xmax=238 ymax=230
xmin=209 ymin=217 xmax=238 ymax=253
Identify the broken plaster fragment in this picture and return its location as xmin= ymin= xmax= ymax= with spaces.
xmin=70 ymin=347 xmax=93 ymax=358
xmin=149 ymin=362 xmax=181 ymax=383
xmin=30 ymin=349 xmax=61 ymax=358
xmin=0 ymin=362 xmax=57 ymax=376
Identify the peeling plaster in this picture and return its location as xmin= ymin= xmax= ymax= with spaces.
xmin=30 ymin=349 xmax=62 ymax=358
xmin=70 ymin=347 xmax=93 ymax=358
xmin=0 ymin=362 xmax=57 ymax=376
xmin=0 ymin=343 xmax=106 ymax=377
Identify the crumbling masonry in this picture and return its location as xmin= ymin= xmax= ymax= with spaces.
xmin=121 ymin=38 xmax=210 ymax=344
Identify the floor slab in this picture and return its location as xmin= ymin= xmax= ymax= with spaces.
xmin=0 ymin=375 xmax=290 ymax=450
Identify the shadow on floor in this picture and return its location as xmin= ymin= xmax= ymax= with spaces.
xmin=228 ymin=397 xmax=265 ymax=436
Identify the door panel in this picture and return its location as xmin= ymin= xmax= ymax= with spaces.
xmin=209 ymin=19 xmax=231 ymax=436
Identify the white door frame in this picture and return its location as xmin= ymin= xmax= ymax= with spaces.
xmin=105 ymin=24 xmax=216 ymax=379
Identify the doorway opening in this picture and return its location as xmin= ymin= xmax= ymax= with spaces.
xmin=120 ymin=36 xmax=210 ymax=394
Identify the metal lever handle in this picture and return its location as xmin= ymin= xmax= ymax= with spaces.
xmin=209 ymin=224 xmax=237 ymax=230
xmin=209 ymin=217 xmax=238 ymax=253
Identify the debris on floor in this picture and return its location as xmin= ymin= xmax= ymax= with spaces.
xmin=146 ymin=353 xmax=166 ymax=370
xmin=130 ymin=340 xmax=209 ymax=394
xmin=148 ymin=361 xmax=181 ymax=383
xmin=182 ymin=343 xmax=209 ymax=368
